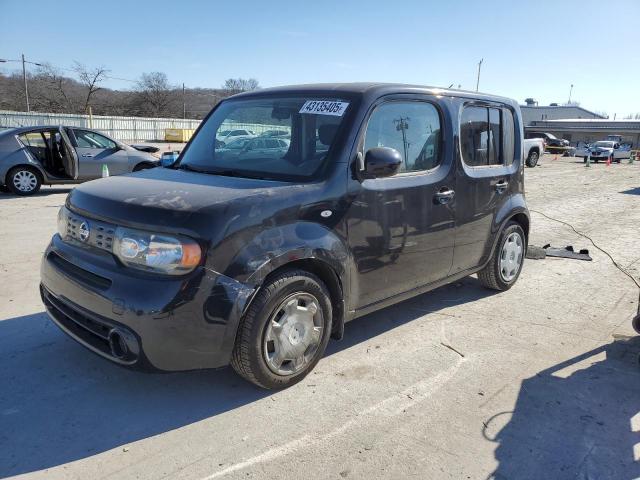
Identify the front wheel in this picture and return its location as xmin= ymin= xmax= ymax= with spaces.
xmin=478 ymin=221 xmax=525 ymax=291
xmin=525 ymin=150 xmax=539 ymax=167
xmin=7 ymin=166 xmax=42 ymax=195
xmin=230 ymin=270 xmax=333 ymax=389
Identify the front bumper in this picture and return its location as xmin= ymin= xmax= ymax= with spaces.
xmin=40 ymin=234 xmax=255 ymax=371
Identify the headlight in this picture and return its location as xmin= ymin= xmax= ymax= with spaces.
xmin=113 ymin=227 xmax=201 ymax=275
xmin=57 ymin=207 xmax=68 ymax=238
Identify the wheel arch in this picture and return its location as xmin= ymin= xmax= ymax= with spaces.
xmin=510 ymin=212 xmax=530 ymax=241
xmin=247 ymin=257 xmax=346 ymax=341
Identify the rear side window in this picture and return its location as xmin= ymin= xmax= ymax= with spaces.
xmin=19 ymin=132 xmax=47 ymax=148
xmin=364 ymin=101 xmax=442 ymax=173
xmin=460 ymin=105 xmax=514 ymax=167
xmin=502 ymin=109 xmax=515 ymax=165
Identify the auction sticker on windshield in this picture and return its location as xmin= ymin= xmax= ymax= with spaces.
xmin=299 ymin=100 xmax=349 ymax=116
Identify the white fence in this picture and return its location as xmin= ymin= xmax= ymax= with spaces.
xmin=0 ymin=110 xmax=292 ymax=142
xmin=0 ymin=110 xmax=201 ymax=141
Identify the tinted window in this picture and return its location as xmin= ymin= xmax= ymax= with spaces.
xmin=364 ymin=101 xmax=441 ymax=173
xmin=502 ymin=109 xmax=515 ymax=165
xmin=460 ymin=106 xmax=489 ymax=167
xmin=460 ymin=106 xmax=510 ymax=167
xmin=488 ymin=108 xmax=500 ymax=164
xmin=265 ymin=139 xmax=279 ymax=148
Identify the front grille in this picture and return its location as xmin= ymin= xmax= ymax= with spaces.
xmin=65 ymin=210 xmax=116 ymax=253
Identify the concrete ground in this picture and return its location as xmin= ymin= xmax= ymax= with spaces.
xmin=1 ymin=155 xmax=639 ymax=479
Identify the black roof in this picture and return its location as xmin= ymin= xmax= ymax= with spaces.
xmin=231 ymin=82 xmax=519 ymax=107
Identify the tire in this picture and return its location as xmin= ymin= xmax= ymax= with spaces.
xmin=7 ymin=166 xmax=42 ymax=195
xmin=477 ymin=221 xmax=526 ymax=291
xmin=230 ymin=269 xmax=333 ymax=389
xmin=525 ymin=150 xmax=539 ymax=167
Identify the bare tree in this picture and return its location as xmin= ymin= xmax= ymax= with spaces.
xmin=135 ymin=72 xmax=177 ymax=117
xmin=222 ymin=78 xmax=260 ymax=96
xmin=74 ymin=62 xmax=108 ymax=113
xmin=33 ymin=64 xmax=80 ymax=112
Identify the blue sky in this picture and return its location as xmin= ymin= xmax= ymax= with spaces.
xmin=1 ymin=0 xmax=639 ymax=117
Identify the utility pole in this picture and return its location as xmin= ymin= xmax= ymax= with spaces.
xmin=22 ymin=54 xmax=30 ymax=112
xmin=393 ymin=116 xmax=410 ymax=169
xmin=568 ymin=84 xmax=574 ymax=104
xmin=182 ymin=82 xmax=186 ymax=119
xmin=475 ymin=58 xmax=483 ymax=92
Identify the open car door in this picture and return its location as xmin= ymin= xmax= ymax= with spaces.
xmin=58 ymin=127 xmax=78 ymax=180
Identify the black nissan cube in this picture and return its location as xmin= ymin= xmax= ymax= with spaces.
xmin=41 ymin=83 xmax=529 ymax=389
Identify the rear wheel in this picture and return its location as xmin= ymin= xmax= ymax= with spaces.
xmin=7 ymin=166 xmax=42 ymax=195
xmin=478 ymin=221 xmax=525 ymax=291
xmin=525 ymin=150 xmax=539 ymax=167
xmin=230 ymin=270 xmax=332 ymax=389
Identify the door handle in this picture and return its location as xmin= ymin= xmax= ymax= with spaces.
xmin=434 ymin=188 xmax=455 ymax=205
xmin=81 ymin=153 xmax=94 ymax=158
xmin=495 ymin=180 xmax=508 ymax=194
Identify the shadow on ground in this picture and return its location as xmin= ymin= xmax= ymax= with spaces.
xmin=0 ymin=277 xmax=492 ymax=477
xmin=620 ymin=187 xmax=640 ymax=196
xmin=485 ymin=335 xmax=640 ymax=480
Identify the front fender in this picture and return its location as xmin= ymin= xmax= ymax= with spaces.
xmin=223 ymin=221 xmax=353 ymax=290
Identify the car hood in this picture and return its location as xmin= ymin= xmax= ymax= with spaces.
xmin=66 ymin=167 xmax=307 ymax=236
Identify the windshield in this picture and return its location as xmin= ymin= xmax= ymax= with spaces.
xmin=593 ymin=141 xmax=614 ymax=148
xmin=179 ymin=96 xmax=352 ymax=181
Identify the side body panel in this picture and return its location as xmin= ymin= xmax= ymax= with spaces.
xmin=450 ymin=97 xmax=525 ymax=273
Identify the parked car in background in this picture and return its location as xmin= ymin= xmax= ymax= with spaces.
xmin=258 ymin=129 xmax=290 ymax=138
xmin=237 ymin=137 xmax=290 ymax=161
xmin=523 ymin=138 xmax=544 ymax=167
xmin=40 ymin=83 xmax=529 ymax=389
xmin=215 ymin=128 xmax=256 ymax=145
xmin=584 ymin=140 xmax=631 ymax=163
xmin=216 ymin=137 xmax=253 ymax=160
xmin=0 ymin=126 xmax=159 ymax=195
xmin=525 ymin=131 xmax=572 ymax=155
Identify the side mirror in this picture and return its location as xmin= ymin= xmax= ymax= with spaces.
xmin=363 ymin=147 xmax=403 ymax=179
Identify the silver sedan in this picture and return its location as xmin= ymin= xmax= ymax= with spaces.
xmin=0 ymin=126 xmax=159 ymax=195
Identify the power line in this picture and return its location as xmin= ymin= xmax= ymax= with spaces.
xmin=0 ymin=56 xmax=138 ymax=83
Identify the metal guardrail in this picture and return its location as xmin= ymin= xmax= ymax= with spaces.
xmin=0 ymin=110 xmax=291 ymax=142
xmin=0 ymin=110 xmax=201 ymax=141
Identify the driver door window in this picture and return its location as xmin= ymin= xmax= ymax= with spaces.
xmin=74 ymin=130 xmax=116 ymax=149
xmin=364 ymin=101 xmax=442 ymax=173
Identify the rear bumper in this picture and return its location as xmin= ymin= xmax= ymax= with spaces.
xmin=40 ymin=234 xmax=255 ymax=371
